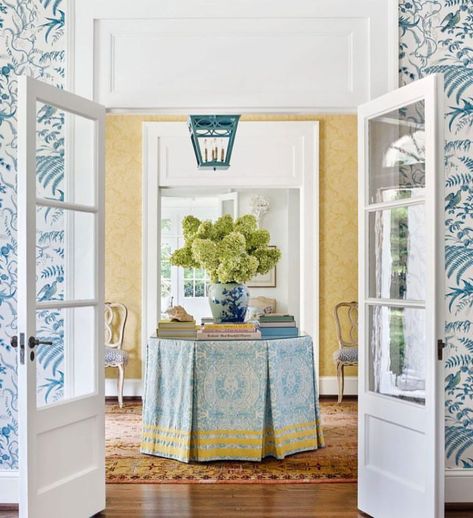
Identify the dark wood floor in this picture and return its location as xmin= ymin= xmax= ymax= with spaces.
xmin=1 ymin=483 xmax=472 ymax=517
xmin=98 ymin=484 xmax=473 ymax=518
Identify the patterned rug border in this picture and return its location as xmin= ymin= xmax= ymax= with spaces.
xmin=106 ymin=478 xmax=358 ymax=485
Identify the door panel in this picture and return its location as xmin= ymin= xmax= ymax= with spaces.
xmin=358 ymin=74 xmax=445 ymax=518
xmin=17 ymin=76 xmax=105 ymax=518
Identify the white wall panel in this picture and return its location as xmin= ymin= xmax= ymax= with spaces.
xmin=73 ymin=0 xmax=398 ymax=111
xmin=155 ymin=122 xmax=304 ymax=187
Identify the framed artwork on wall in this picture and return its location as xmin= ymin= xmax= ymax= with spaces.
xmin=248 ymin=246 xmax=277 ymax=288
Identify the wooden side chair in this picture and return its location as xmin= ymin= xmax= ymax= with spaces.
xmin=104 ymin=302 xmax=128 ymax=408
xmin=333 ymin=301 xmax=358 ymax=403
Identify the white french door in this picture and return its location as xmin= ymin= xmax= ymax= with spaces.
xmin=17 ymin=76 xmax=105 ymax=517
xmin=358 ymin=74 xmax=445 ymax=518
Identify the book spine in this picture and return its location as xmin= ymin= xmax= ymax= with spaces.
xmin=202 ymin=328 xmax=258 ymax=334
xmin=204 ymin=324 xmax=256 ymax=331
xmin=259 ymin=322 xmax=297 ymax=328
xmin=261 ymin=328 xmax=298 ymax=336
xmin=197 ymin=332 xmax=261 ymax=340
xmin=259 ymin=318 xmax=294 ymax=322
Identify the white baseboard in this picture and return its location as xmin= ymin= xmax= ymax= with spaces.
xmin=319 ymin=376 xmax=358 ymax=396
xmin=105 ymin=376 xmax=357 ymax=398
xmin=0 ymin=471 xmax=18 ymax=504
xmin=446 ymin=469 xmax=473 ymax=503
xmin=105 ymin=378 xmax=143 ymax=398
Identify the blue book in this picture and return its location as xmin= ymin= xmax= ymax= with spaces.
xmin=261 ymin=327 xmax=299 ymax=338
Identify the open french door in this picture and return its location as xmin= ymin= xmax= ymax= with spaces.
xmin=17 ymin=76 xmax=105 ymax=517
xmin=358 ymin=74 xmax=445 ymax=518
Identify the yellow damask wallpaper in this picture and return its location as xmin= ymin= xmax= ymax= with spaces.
xmin=105 ymin=114 xmax=358 ymax=380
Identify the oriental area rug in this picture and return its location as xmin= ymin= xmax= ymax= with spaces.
xmin=105 ymin=399 xmax=357 ymax=484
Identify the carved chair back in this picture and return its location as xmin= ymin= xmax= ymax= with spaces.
xmin=334 ymin=301 xmax=358 ymax=349
xmin=104 ymin=302 xmax=128 ymax=350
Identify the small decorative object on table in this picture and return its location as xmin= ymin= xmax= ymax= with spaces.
xmin=247 ymin=296 xmax=277 ymax=320
xmin=170 ymin=214 xmax=281 ymax=323
xmin=156 ymin=306 xmax=197 ymax=339
xmin=166 ymin=304 xmax=194 ymax=322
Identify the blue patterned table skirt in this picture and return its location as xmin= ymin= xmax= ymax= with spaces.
xmin=141 ymin=336 xmax=324 ymax=462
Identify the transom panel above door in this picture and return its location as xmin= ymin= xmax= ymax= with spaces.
xmin=73 ymin=0 xmax=398 ymax=111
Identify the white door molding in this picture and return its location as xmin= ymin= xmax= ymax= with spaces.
xmin=71 ymin=0 xmax=398 ymax=112
xmin=142 ymin=120 xmax=319 ymax=379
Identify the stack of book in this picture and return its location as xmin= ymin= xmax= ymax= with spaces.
xmin=157 ymin=320 xmax=197 ymax=339
xmin=258 ymin=314 xmax=298 ymax=338
xmin=197 ymin=322 xmax=262 ymax=340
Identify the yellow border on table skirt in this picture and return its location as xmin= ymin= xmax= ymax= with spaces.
xmin=140 ymin=420 xmax=324 ymax=459
xmin=140 ymin=437 xmax=320 ymax=461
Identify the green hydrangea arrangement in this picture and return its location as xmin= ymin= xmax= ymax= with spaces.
xmin=170 ymin=214 xmax=281 ymax=284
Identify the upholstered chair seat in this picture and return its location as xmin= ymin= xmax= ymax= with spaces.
xmin=333 ymin=346 xmax=358 ymax=364
xmin=104 ymin=346 xmax=129 ymax=367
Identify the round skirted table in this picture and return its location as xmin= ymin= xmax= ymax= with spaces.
xmin=140 ymin=335 xmax=325 ymax=463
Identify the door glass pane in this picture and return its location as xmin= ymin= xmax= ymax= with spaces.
xmin=369 ymin=100 xmax=425 ymax=204
xmin=369 ymin=204 xmax=426 ymax=301
xmin=36 ymin=206 xmax=96 ymax=302
xmin=36 ymin=101 xmax=96 ymax=207
xmin=36 ymin=306 xmax=96 ymax=407
xmin=369 ymin=305 xmax=425 ymax=405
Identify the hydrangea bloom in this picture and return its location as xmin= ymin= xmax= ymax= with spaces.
xmin=171 ymin=214 xmax=281 ymax=284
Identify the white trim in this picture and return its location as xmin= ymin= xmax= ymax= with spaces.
xmin=106 ymin=107 xmax=360 ymax=115
xmin=105 ymin=378 xmax=143 ymax=398
xmin=319 ymin=376 xmax=358 ymax=396
xmin=0 ymin=472 xmax=18 ymax=504
xmin=445 ymin=470 xmax=473 ymax=503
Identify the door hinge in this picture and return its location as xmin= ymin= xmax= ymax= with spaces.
xmin=437 ymin=339 xmax=446 ymax=361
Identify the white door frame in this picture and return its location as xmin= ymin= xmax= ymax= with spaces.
xmin=142 ymin=120 xmax=319 ymax=380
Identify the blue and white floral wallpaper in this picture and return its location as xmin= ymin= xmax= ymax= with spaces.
xmin=400 ymin=0 xmax=473 ymax=470
xmin=0 ymin=0 xmax=65 ymax=471
xmin=0 ymin=0 xmax=472 ymax=475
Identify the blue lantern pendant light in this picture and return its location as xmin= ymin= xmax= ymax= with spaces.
xmin=188 ymin=115 xmax=240 ymax=170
